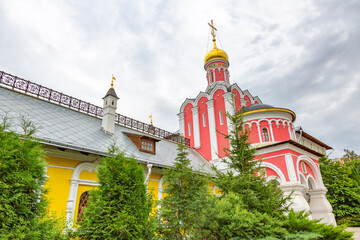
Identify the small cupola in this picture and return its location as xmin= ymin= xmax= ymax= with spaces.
xmin=101 ymin=75 xmax=119 ymax=134
xmin=204 ymin=20 xmax=230 ymax=86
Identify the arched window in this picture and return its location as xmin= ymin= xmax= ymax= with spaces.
xmin=210 ymin=71 xmax=214 ymax=83
xmin=262 ymin=127 xmax=270 ymax=142
xmin=202 ymin=113 xmax=206 ymax=127
xmin=77 ymin=191 xmax=89 ymax=222
xmin=301 ymin=161 xmax=307 ymax=173
xmin=219 ymin=110 xmax=223 ymax=125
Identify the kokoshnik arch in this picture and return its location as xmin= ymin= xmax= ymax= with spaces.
xmin=0 ymin=21 xmax=336 ymax=227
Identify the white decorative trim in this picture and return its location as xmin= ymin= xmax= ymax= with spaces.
xmin=47 ymin=164 xmax=75 ymax=170
xmin=296 ymin=155 xmax=324 ymax=188
xmin=192 ymin=106 xmax=201 ymax=148
xmin=179 ymin=98 xmax=195 ymax=113
xmin=177 ymin=112 xmax=185 ymax=136
xmin=206 ymin=99 xmax=218 ymax=160
xmin=258 ymin=162 xmax=286 ymax=183
xmin=285 ymin=153 xmax=298 ymax=182
xmin=66 ymin=162 xmax=98 ymax=228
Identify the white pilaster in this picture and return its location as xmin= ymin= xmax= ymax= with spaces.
xmin=223 ymin=92 xmax=235 ymax=126
xmin=269 ymin=122 xmax=275 ymax=142
xmin=257 ymin=123 xmax=262 ymax=144
xmin=178 ymin=112 xmax=185 ymax=136
xmin=285 ymin=153 xmax=298 ymax=182
xmin=191 ymin=106 xmax=201 ymax=148
xmin=207 ymin=99 xmax=218 ymax=160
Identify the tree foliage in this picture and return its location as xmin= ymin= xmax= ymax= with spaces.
xmin=319 ymin=154 xmax=360 ymax=226
xmin=157 ymin=143 xmax=213 ymax=239
xmin=0 ymin=117 xmax=64 ymax=239
xmin=214 ymin=111 xmax=289 ymax=217
xmin=77 ymin=145 xmax=155 ymax=239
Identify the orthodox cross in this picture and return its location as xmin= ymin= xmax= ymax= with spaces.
xmin=208 ymin=19 xmax=217 ymax=39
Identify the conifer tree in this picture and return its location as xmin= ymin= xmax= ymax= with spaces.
xmin=0 ymin=117 xmax=63 ymax=239
xmin=77 ymin=145 xmax=154 ymax=240
xmin=214 ymin=110 xmax=288 ymax=216
xmin=157 ymin=143 xmax=212 ymax=239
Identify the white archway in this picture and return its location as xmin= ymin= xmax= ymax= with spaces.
xmin=65 ymin=162 xmax=98 ymax=228
xmin=296 ymin=155 xmax=324 ymax=188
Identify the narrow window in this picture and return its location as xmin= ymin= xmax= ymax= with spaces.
xmin=202 ymin=113 xmax=206 ymax=127
xmin=77 ymin=191 xmax=89 ymax=222
xmin=188 ymin=122 xmax=192 ymax=136
xmin=211 ymin=71 xmax=214 ymax=83
xmin=301 ymin=161 xmax=307 ymax=173
xmin=219 ymin=110 xmax=223 ymax=125
xmin=262 ymin=127 xmax=270 ymax=142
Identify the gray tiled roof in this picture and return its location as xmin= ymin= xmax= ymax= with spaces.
xmin=0 ymin=86 xmax=212 ymax=171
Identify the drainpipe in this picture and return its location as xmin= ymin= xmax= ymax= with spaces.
xmin=144 ymin=163 xmax=153 ymax=184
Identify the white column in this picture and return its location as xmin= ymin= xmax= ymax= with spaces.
xmin=281 ymin=183 xmax=311 ymax=217
xmin=191 ymin=106 xmax=201 ymax=148
xmin=207 ymin=99 xmax=218 ymax=160
xmin=257 ymin=123 xmax=262 ymax=144
xmin=269 ymin=122 xmax=275 ymax=142
xmin=287 ymin=122 xmax=293 ymax=140
xmin=223 ymin=92 xmax=235 ymax=128
xmin=178 ymin=112 xmax=185 ymax=136
xmin=66 ymin=180 xmax=79 ymax=228
xmin=285 ymin=153 xmax=298 ymax=182
xmin=308 ymin=188 xmax=337 ymax=225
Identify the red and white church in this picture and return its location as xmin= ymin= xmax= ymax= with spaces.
xmin=178 ymin=24 xmax=336 ymax=225
xmin=0 ymin=21 xmax=336 ymax=226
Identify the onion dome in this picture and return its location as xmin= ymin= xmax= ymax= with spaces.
xmin=204 ymin=46 xmax=229 ymax=64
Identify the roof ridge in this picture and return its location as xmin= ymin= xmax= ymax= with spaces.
xmin=0 ymin=70 xmax=189 ymax=146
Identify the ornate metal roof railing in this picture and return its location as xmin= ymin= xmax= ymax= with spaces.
xmin=0 ymin=71 xmax=190 ymax=146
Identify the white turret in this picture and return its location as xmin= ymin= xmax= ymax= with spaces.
xmin=101 ymin=82 xmax=119 ymax=135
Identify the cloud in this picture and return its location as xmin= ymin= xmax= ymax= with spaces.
xmin=0 ymin=0 xmax=359 ymax=157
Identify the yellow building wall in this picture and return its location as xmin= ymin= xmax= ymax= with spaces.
xmin=45 ymin=156 xmax=80 ymax=218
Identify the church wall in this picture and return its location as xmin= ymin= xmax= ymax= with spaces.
xmin=266 ymin=167 xmax=280 ymax=179
xmin=215 ymin=68 xmax=225 ymax=82
xmin=247 ymin=122 xmax=260 ymax=143
xmin=244 ymin=95 xmax=251 ymax=106
xmin=197 ymin=96 xmax=212 ymax=160
xmin=213 ymin=89 xmax=229 ymax=158
xmin=272 ymin=121 xmax=291 ymax=142
xmin=232 ymin=88 xmax=242 ymax=112
xmin=184 ymin=103 xmax=194 ymax=147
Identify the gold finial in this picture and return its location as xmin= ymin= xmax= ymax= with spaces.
xmin=149 ymin=114 xmax=153 ymax=125
xmin=208 ymin=19 xmax=218 ymax=49
xmin=111 ymin=74 xmax=116 ymax=89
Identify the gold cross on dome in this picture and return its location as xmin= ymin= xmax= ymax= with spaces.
xmin=208 ymin=19 xmax=217 ymax=39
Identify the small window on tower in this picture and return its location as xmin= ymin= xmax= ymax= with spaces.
xmin=262 ymin=127 xmax=270 ymax=142
xmin=219 ymin=110 xmax=223 ymax=125
xmin=188 ymin=122 xmax=192 ymax=136
xmin=211 ymin=71 xmax=214 ymax=83
xmin=202 ymin=113 xmax=206 ymax=127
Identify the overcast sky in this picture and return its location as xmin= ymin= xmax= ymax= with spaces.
xmin=0 ymin=0 xmax=359 ymax=158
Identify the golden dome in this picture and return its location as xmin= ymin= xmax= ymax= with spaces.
xmin=204 ymin=47 xmax=229 ymax=64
